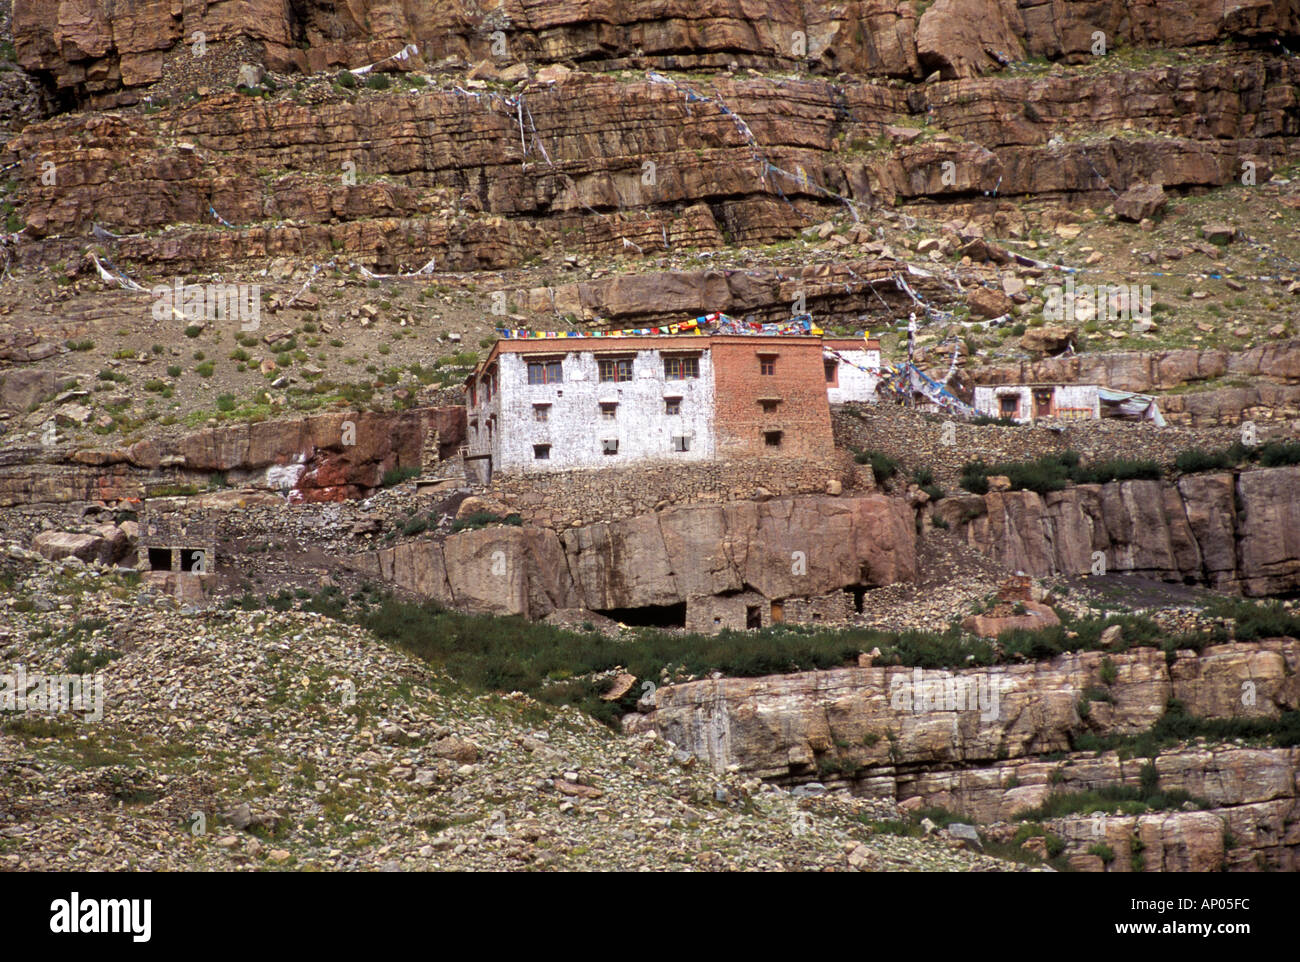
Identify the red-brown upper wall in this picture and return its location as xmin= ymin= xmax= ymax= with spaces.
xmin=709 ymin=338 xmax=834 ymax=461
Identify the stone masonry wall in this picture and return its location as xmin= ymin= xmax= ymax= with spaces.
xmin=487 ymin=453 xmax=858 ymax=528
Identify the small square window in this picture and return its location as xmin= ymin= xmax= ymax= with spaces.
xmin=533 ymin=403 xmax=550 ymax=422
xmin=760 ymin=358 xmax=776 ymax=376
xmin=664 ymin=397 xmax=681 ymax=416
xmin=760 ymin=399 xmax=781 ymax=414
xmin=533 ymin=444 xmax=551 ymax=460
xmin=763 ymin=430 xmax=783 ymax=447
xmin=600 ymin=402 xmax=617 ymax=420
xmin=672 ymin=436 xmax=691 ymax=452
xmin=602 ymin=439 xmax=619 ymax=456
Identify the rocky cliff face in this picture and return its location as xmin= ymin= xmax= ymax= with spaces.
xmin=0 ymin=405 xmax=464 ymax=505
xmin=353 ymin=492 xmax=917 ymax=616
xmin=637 ymin=640 xmax=1300 ymax=775
xmin=935 ymin=465 xmax=1300 ymax=596
xmin=632 ymin=639 xmax=1300 ymax=870
xmin=16 ymin=0 xmax=1300 ymax=105
xmin=6 ymin=48 xmax=1296 ymax=273
xmin=353 ymin=463 xmax=1300 ymax=615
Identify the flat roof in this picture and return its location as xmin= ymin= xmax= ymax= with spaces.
xmin=468 ymin=333 xmax=825 ymax=380
xmin=824 ymin=338 xmax=882 ymax=350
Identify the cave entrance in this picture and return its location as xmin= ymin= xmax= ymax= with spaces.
xmin=594 ymin=602 xmax=686 ymax=629
xmin=850 ymin=585 xmax=868 ymax=614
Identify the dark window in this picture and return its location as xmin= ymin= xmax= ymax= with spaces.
xmin=664 ymin=397 xmax=681 ymax=415
xmin=999 ymin=395 xmax=1018 ymax=418
xmin=533 ymin=444 xmax=550 ymax=460
xmin=527 ymin=359 xmax=563 ymax=385
xmin=599 ymin=357 xmax=634 ymax=382
xmin=600 ymin=402 xmax=617 ymax=420
xmin=664 ymin=356 xmax=699 ymax=380
xmin=746 ymin=605 xmax=762 ymax=629
xmin=763 ymin=430 xmax=783 ymax=447
xmin=760 ymin=399 xmax=781 ymax=414
xmin=824 ymin=359 xmax=837 ymax=383
xmin=602 ymin=439 xmax=619 ymax=456
xmin=533 ymin=403 xmax=550 ymax=422
xmin=180 ymin=548 xmax=207 ymax=573
xmin=672 ymin=436 xmax=690 ymax=452
xmin=147 ymin=547 xmax=171 ymax=571
xmin=760 ymin=356 xmax=776 ymax=376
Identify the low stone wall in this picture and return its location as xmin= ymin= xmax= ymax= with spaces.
xmin=487 ymin=453 xmax=859 ymax=528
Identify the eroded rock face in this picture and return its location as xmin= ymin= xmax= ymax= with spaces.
xmin=7 ymin=56 xmax=1297 ymax=272
xmin=636 ymin=639 xmax=1299 ymax=774
xmin=633 ymin=639 xmax=1300 ymax=870
xmin=936 ymin=466 xmax=1300 ymax=595
xmin=18 ymin=0 xmax=1298 ymax=104
xmin=354 ymin=493 xmax=917 ymax=617
xmin=0 ymin=406 xmax=464 ymax=505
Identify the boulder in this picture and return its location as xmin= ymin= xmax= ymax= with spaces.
xmin=1019 ymin=325 xmax=1077 ymax=355
xmin=967 ymin=286 xmax=1014 ymax=318
xmin=1201 ymin=223 xmax=1236 ymax=245
xmin=915 ymin=0 xmax=1025 ymax=79
xmin=0 ymin=369 xmax=58 ymax=412
xmin=1114 ymin=183 xmax=1167 ymax=222
xmin=961 ymin=600 xmax=1060 ymax=638
xmin=32 ymin=531 xmax=103 ymax=563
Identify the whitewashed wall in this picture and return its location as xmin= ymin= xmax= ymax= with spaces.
xmin=473 ymin=349 xmax=717 ymax=473
xmin=973 ymin=384 xmax=1100 ymax=421
xmin=827 ymin=348 xmax=881 ymax=403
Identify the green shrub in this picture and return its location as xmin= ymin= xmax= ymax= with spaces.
xmin=854 ymin=449 xmax=898 ymax=483
xmin=336 ymin=70 xmax=357 ymax=89
xmin=401 ymin=515 xmax=430 ymax=537
xmin=1087 ymin=843 xmax=1116 ymax=863
xmin=184 ymin=325 xmax=203 ymax=338
xmin=1258 ymin=441 xmax=1300 ymax=467
xmin=380 ymin=465 xmax=420 ymax=487
xmin=1175 ymin=447 xmax=1237 ymax=473
xmin=961 ymin=451 xmax=1160 ymax=494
